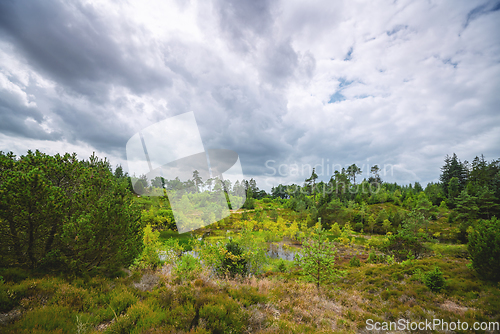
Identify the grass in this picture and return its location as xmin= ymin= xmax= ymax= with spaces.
xmin=158 ymin=230 xmax=194 ymax=250
xmin=2 ymin=201 xmax=499 ymax=333
xmin=2 ymin=253 xmax=498 ymax=333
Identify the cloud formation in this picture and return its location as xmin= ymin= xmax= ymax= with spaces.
xmin=0 ymin=0 xmax=499 ymax=190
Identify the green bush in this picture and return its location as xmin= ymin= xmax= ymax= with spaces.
xmin=383 ymin=233 xmax=427 ymax=261
xmin=243 ymin=197 xmax=255 ymax=209
xmin=468 ymin=216 xmax=500 ymax=281
xmin=423 ymin=267 xmax=446 ymax=292
xmin=0 ymin=150 xmax=143 ymax=274
xmin=132 ymin=224 xmax=163 ymax=270
xmin=173 ymin=254 xmax=202 ymax=282
xmin=366 ymin=252 xmax=385 ymax=264
xmin=349 ymin=256 xmax=361 ymax=267
xmin=221 ymin=241 xmax=247 ymax=277
xmin=0 ymin=267 xmax=30 ymax=283
xmin=296 ymin=226 xmax=339 ymax=290
xmin=199 ymin=297 xmax=247 ymax=334
xmin=277 ymin=259 xmax=288 ymax=272
xmin=109 ymin=287 xmax=138 ymax=315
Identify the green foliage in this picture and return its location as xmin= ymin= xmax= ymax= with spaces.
xmin=349 ymin=256 xmax=361 ymax=267
xmin=296 ymin=225 xmax=339 ymax=290
xmin=110 ymin=286 xmax=138 ymax=315
xmin=329 ymin=222 xmax=342 ymax=237
xmin=173 ymin=254 xmax=202 ymax=282
xmin=277 ymin=259 xmax=288 ymax=272
xmin=243 ymin=197 xmax=255 ymax=209
xmin=423 ymin=267 xmax=446 ymax=292
xmin=222 ymin=241 xmax=248 ymax=277
xmin=366 ymin=252 xmax=385 ymax=264
xmin=141 ymin=207 xmax=175 ymax=230
xmin=237 ymin=229 xmax=269 ymax=275
xmin=468 ymin=216 xmax=500 ymax=281
xmin=367 ymin=214 xmax=376 ymax=233
xmin=0 ymin=150 xmax=143 ymax=274
xmin=131 ymin=224 xmax=163 ymax=270
xmin=0 ymin=267 xmax=30 ymax=283
xmin=382 ymin=211 xmax=428 ymax=261
xmin=198 ymin=295 xmax=247 ymax=333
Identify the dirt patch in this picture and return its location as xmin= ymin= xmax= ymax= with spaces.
xmin=440 ymin=300 xmax=470 ymax=316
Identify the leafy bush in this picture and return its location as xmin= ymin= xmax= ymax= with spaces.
xmin=109 ymin=287 xmax=138 ymax=315
xmin=366 ymin=252 xmax=385 ymax=264
xmin=0 ymin=267 xmax=30 ymax=283
xmin=423 ymin=267 xmax=446 ymax=292
xmin=383 ymin=234 xmax=426 ymax=261
xmin=296 ymin=226 xmax=339 ymax=290
xmin=468 ymin=216 xmax=500 ymax=281
xmin=222 ymin=241 xmax=247 ymax=277
xmin=277 ymin=259 xmax=288 ymax=272
xmin=381 ymin=211 xmax=429 ymax=261
xmin=349 ymin=256 xmax=361 ymax=267
xmin=173 ymin=254 xmax=202 ymax=282
xmin=243 ymin=197 xmax=255 ymax=209
xmin=132 ymin=224 xmax=163 ymax=270
xmin=199 ymin=296 xmax=247 ymax=334
xmin=0 ymin=151 xmax=143 ymax=274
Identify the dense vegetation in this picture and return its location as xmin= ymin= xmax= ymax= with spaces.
xmin=0 ymin=151 xmax=499 ymax=333
xmin=0 ymin=151 xmax=142 ymax=275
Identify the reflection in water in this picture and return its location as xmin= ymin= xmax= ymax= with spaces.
xmin=158 ymin=238 xmax=298 ymax=263
xmin=267 ymin=243 xmax=296 ymax=261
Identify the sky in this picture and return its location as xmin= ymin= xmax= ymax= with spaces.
xmin=0 ymin=0 xmax=499 ymax=191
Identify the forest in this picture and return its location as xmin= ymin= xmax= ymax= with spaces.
xmin=0 ymin=150 xmax=499 ymax=333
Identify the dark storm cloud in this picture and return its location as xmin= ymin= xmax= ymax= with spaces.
xmin=0 ymin=0 xmax=172 ymax=100
xmin=0 ymin=0 xmax=499 ymax=190
xmin=50 ymin=101 xmax=134 ymax=154
xmin=0 ymin=105 xmax=61 ymax=141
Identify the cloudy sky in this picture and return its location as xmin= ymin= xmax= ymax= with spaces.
xmin=0 ymin=0 xmax=499 ymax=191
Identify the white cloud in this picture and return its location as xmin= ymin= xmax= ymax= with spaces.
xmin=0 ymin=0 xmax=498 ymax=190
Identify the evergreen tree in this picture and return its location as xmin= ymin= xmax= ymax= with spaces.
xmin=346 ymin=164 xmax=362 ymax=185
xmin=368 ymin=165 xmax=382 ymax=186
xmin=192 ymin=170 xmax=203 ymax=192
xmin=440 ymin=153 xmax=468 ymax=196
xmin=296 ymin=225 xmax=339 ymax=291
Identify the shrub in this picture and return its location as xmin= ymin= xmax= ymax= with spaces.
xmin=221 ymin=241 xmax=247 ymax=277
xmin=0 ymin=267 xmax=30 ymax=283
xmin=423 ymin=267 xmax=446 ymax=292
xmin=468 ymin=216 xmax=500 ymax=281
xmin=243 ymin=197 xmax=255 ymax=209
xmin=132 ymin=224 xmax=163 ymax=270
xmin=241 ymin=211 xmax=249 ymax=221
xmin=199 ymin=297 xmax=247 ymax=333
xmin=382 ymin=234 xmax=426 ymax=261
xmin=173 ymin=254 xmax=202 ymax=282
xmin=349 ymin=256 xmax=361 ymax=267
xmin=109 ymin=287 xmax=138 ymax=315
xmin=277 ymin=259 xmax=288 ymax=272
xmin=0 ymin=151 xmax=142 ymax=274
xmin=296 ymin=225 xmax=339 ymax=291
xmin=366 ymin=252 xmax=385 ymax=264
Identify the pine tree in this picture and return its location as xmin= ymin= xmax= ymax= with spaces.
xmin=440 ymin=153 xmax=468 ymax=196
xmin=296 ymin=225 xmax=339 ymax=292
xmin=347 ymin=164 xmax=362 ymax=185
